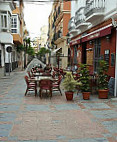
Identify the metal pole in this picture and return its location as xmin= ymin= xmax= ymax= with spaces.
xmin=3 ymin=44 xmax=6 ymax=76
xmin=114 ymin=27 xmax=117 ymax=97
xmin=8 ymin=52 xmax=10 ymax=76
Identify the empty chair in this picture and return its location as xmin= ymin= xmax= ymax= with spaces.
xmin=24 ymin=75 xmax=37 ymax=96
xmin=52 ymin=75 xmax=63 ymax=95
xmin=39 ymin=79 xmax=53 ymax=98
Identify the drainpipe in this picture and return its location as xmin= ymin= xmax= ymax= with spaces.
xmin=114 ymin=27 xmax=117 ymax=97
xmin=112 ymin=14 xmax=117 ymax=97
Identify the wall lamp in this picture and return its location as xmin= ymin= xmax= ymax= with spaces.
xmin=106 ymin=35 xmax=111 ymax=41
xmin=89 ymin=40 xmax=93 ymax=45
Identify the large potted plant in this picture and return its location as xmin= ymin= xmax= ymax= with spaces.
xmin=62 ymin=72 xmax=81 ymax=101
xmin=78 ymin=64 xmax=91 ymax=100
xmin=98 ymin=60 xmax=109 ymax=99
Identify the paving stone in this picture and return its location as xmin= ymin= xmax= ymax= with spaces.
xmin=90 ymin=110 xmax=117 ymax=119
xmin=83 ymin=103 xmax=110 ymax=109
xmin=0 ymin=113 xmax=16 ymax=122
xmin=54 ymin=103 xmax=80 ymax=110
xmin=24 ymin=104 xmax=50 ymax=111
xmin=101 ymin=121 xmax=117 ymax=133
xmin=0 ymin=105 xmax=19 ymax=111
xmin=68 ymin=137 xmax=108 ymax=142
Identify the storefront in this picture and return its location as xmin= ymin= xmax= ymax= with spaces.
xmin=70 ymin=24 xmax=116 ymax=77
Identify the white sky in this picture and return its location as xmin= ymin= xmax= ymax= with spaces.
xmin=24 ymin=2 xmax=52 ymax=39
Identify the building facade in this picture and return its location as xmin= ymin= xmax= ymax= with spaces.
xmin=11 ymin=0 xmax=25 ymax=70
xmin=0 ymin=0 xmax=15 ymax=77
xmin=68 ymin=0 xmax=117 ymax=78
xmin=48 ymin=0 xmax=71 ymax=68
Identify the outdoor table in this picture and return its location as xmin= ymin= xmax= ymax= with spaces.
xmin=33 ymin=72 xmax=52 ymax=77
xmin=29 ymin=76 xmax=53 ymax=82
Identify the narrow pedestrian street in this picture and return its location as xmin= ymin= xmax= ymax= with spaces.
xmin=0 ymin=68 xmax=117 ymax=142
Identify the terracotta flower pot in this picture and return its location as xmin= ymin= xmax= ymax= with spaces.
xmin=82 ymin=92 xmax=90 ymax=100
xmin=98 ymin=89 xmax=109 ymax=99
xmin=65 ymin=91 xmax=74 ymax=101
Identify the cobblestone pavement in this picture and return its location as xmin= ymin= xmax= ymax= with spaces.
xmin=0 ymin=69 xmax=117 ymax=142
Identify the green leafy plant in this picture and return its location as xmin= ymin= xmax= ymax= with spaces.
xmin=37 ymin=47 xmax=51 ymax=57
xmin=62 ymin=72 xmax=81 ymax=92
xmin=78 ymin=64 xmax=91 ymax=92
xmin=17 ymin=44 xmax=25 ymax=52
xmin=98 ymin=60 xmax=109 ymax=90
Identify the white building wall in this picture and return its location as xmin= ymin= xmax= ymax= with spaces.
xmin=70 ymin=0 xmax=117 ymax=33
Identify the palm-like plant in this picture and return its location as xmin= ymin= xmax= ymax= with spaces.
xmin=62 ymin=72 xmax=81 ymax=92
xmin=98 ymin=60 xmax=109 ymax=90
xmin=78 ymin=64 xmax=91 ymax=92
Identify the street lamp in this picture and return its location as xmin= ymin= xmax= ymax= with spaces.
xmin=111 ymin=14 xmax=117 ymax=97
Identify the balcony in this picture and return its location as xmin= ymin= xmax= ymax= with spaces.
xmin=53 ymin=30 xmax=64 ymax=44
xmin=68 ymin=17 xmax=78 ymax=35
xmin=12 ymin=34 xmax=23 ymax=44
xmin=85 ymin=0 xmax=105 ymax=23
xmin=75 ymin=8 xmax=89 ymax=30
xmin=0 ymin=32 xmax=13 ymax=44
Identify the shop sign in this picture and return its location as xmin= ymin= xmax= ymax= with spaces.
xmin=82 ymin=26 xmax=112 ymax=42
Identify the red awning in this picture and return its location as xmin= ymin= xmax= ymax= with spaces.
xmin=70 ymin=38 xmax=81 ymax=46
xmin=82 ymin=26 xmax=112 ymax=42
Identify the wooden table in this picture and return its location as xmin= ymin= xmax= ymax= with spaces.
xmin=29 ymin=76 xmax=53 ymax=82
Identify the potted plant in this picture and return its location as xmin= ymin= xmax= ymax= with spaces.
xmin=78 ymin=64 xmax=91 ymax=100
xmin=62 ymin=72 xmax=81 ymax=101
xmin=98 ymin=60 xmax=109 ymax=99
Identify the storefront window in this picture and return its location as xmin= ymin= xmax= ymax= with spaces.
xmin=94 ymin=39 xmax=101 ymax=73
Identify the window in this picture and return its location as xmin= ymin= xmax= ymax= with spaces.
xmin=11 ymin=15 xmax=17 ymax=33
xmin=94 ymin=39 xmax=101 ymax=73
xmin=1 ymin=11 xmax=8 ymax=31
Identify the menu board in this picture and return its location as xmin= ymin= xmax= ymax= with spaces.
xmin=87 ymin=50 xmax=93 ymax=65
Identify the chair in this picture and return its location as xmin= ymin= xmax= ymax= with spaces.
xmin=27 ymin=71 xmax=35 ymax=79
xmin=39 ymin=79 xmax=53 ymax=98
xmin=52 ymin=75 xmax=63 ymax=95
xmin=24 ymin=75 xmax=37 ymax=96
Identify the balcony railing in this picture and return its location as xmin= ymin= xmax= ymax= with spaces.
xmin=68 ymin=17 xmax=76 ymax=33
xmin=85 ymin=0 xmax=105 ymax=21
xmin=75 ymin=12 xmax=85 ymax=27
xmin=53 ymin=30 xmax=62 ymax=41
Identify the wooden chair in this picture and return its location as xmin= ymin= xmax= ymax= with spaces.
xmin=39 ymin=79 xmax=53 ymax=98
xmin=24 ymin=75 xmax=37 ymax=96
xmin=52 ymin=75 xmax=63 ymax=95
xmin=27 ymin=71 xmax=35 ymax=79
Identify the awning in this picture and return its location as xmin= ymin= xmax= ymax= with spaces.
xmin=69 ymin=24 xmax=112 ymax=47
xmin=82 ymin=25 xmax=112 ymax=42
xmin=70 ymin=37 xmax=81 ymax=46
xmin=51 ymin=47 xmax=61 ymax=56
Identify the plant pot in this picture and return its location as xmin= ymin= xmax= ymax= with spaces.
xmin=98 ymin=89 xmax=109 ymax=99
xmin=82 ymin=92 xmax=90 ymax=100
xmin=65 ymin=91 xmax=74 ymax=101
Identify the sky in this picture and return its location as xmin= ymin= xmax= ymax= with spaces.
xmin=24 ymin=2 xmax=52 ymax=39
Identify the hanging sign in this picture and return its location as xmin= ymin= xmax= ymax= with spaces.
xmin=6 ymin=46 xmax=12 ymax=53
